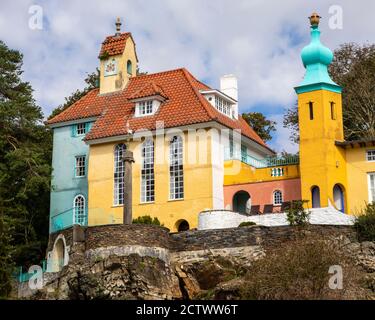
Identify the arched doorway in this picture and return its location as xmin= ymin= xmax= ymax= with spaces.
xmin=311 ymin=186 xmax=321 ymax=208
xmin=52 ymin=238 xmax=65 ymax=272
xmin=233 ymin=191 xmax=251 ymax=214
xmin=176 ymin=220 xmax=190 ymax=232
xmin=333 ymin=184 xmax=345 ymax=213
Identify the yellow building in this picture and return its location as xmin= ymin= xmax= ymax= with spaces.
xmin=47 ymin=15 xmax=375 ymax=235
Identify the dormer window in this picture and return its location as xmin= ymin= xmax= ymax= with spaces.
xmin=135 ymin=99 xmax=161 ymax=117
xmin=200 ymin=90 xmax=237 ymax=119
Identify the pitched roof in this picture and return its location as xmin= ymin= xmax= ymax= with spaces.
xmin=99 ymin=32 xmax=131 ymax=58
xmin=47 ymin=68 xmax=272 ymax=152
xmin=128 ymin=81 xmax=168 ymax=100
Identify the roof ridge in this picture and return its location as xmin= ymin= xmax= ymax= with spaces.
xmin=47 ymin=88 xmax=99 ymax=124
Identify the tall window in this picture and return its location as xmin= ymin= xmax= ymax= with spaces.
xmin=214 ymin=96 xmax=232 ymax=117
xmin=170 ymin=136 xmax=184 ymax=200
xmin=75 ymin=156 xmax=86 ymax=177
xmin=368 ymin=173 xmax=375 ymax=203
xmin=367 ymin=150 xmax=375 ymax=162
xmin=273 ymin=190 xmax=283 ymax=206
xmin=330 ymin=102 xmax=336 ymax=120
xmin=73 ymin=195 xmax=86 ymax=225
xmin=141 ymin=139 xmax=155 ymax=203
xmin=114 ymin=144 xmax=126 ymax=205
xmin=309 ymin=102 xmax=314 ymax=120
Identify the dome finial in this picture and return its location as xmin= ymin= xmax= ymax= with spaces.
xmin=309 ymin=12 xmax=321 ymax=28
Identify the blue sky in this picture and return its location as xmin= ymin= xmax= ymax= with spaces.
xmin=1 ymin=0 xmax=375 ymax=153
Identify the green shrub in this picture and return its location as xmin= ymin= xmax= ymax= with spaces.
xmin=239 ymin=221 xmax=256 ymax=227
xmin=286 ymin=200 xmax=310 ymax=226
xmin=354 ymin=203 xmax=375 ymax=242
xmin=132 ymin=215 xmax=163 ymax=226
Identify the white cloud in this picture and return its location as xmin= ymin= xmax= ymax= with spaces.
xmin=0 ymin=0 xmax=374 ymax=151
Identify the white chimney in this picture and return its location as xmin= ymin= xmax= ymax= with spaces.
xmin=220 ymin=75 xmax=238 ymax=119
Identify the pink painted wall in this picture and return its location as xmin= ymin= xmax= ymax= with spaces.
xmin=224 ymin=178 xmax=302 ymax=213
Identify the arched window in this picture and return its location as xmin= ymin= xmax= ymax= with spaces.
xmin=176 ymin=219 xmax=190 ymax=232
xmin=333 ymin=184 xmax=345 ymax=213
xmin=273 ymin=190 xmax=283 ymax=206
xmin=170 ymin=136 xmax=184 ymax=200
xmin=233 ymin=191 xmax=251 ymax=214
xmin=141 ymin=139 xmax=155 ymax=203
xmin=73 ymin=195 xmax=86 ymax=225
xmin=311 ymin=186 xmax=321 ymax=208
xmin=114 ymin=144 xmax=126 ymax=205
xmin=127 ymin=60 xmax=132 ymax=75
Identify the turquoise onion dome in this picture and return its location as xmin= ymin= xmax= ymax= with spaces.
xmin=295 ymin=13 xmax=341 ymax=94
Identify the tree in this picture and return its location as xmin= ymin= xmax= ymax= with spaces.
xmin=48 ymin=69 xmax=99 ymax=120
xmin=0 ymin=40 xmax=52 ymax=294
xmin=284 ymin=43 xmax=375 ymax=142
xmin=242 ymin=112 xmax=276 ymax=142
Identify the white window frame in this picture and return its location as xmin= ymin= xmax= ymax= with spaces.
xmin=113 ymin=144 xmax=126 ymax=206
xmin=141 ymin=139 xmax=155 ymax=203
xmin=169 ymin=135 xmax=184 ymax=201
xmin=273 ymin=190 xmax=283 ymax=206
xmin=214 ymin=96 xmax=232 ymax=117
xmin=76 ymin=123 xmax=86 ymax=136
xmin=368 ymin=173 xmax=375 ymax=203
xmin=136 ymin=100 xmax=154 ymax=117
xmin=75 ymin=155 xmax=86 ymax=178
xmin=367 ymin=150 xmax=375 ymax=162
xmin=73 ymin=195 xmax=86 ymax=226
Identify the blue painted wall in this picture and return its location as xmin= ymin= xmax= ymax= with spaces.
xmin=49 ymin=122 xmax=92 ymax=233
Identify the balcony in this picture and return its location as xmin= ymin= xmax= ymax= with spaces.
xmin=50 ymin=208 xmax=87 ymax=233
xmin=224 ymin=148 xmax=299 ymax=168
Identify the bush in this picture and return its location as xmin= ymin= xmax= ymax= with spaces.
xmin=286 ymin=200 xmax=310 ymax=226
xmin=239 ymin=235 xmax=361 ymax=300
xmin=354 ymin=203 xmax=375 ymax=241
xmin=239 ymin=221 xmax=256 ymax=227
xmin=132 ymin=215 xmax=163 ymax=226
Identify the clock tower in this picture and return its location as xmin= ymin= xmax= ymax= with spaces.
xmin=98 ymin=18 xmax=138 ymax=95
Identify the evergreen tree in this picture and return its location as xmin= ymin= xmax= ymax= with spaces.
xmin=242 ymin=112 xmax=276 ymax=142
xmin=0 ymin=40 xmax=52 ymax=294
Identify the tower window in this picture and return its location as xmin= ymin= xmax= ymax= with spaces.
xmin=330 ymin=102 xmax=336 ymax=120
xmin=127 ymin=60 xmax=132 ymax=75
xmin=73 ymin=195 xmax=86 ymax=226
xmin=309 ymin=102 xmax=314 ymax=120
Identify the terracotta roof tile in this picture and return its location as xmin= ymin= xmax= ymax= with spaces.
xmin=47 ymin=68 xmax=272 ymax=151
xmin=128 ymin=81 xmax=168 ymax=100
xmin=99 ymin=32 xmax=130 ymax=58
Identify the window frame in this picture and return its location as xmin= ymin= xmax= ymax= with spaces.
xmin=76 ymin=123 xmax=87 ymax=136
xmin=113 ymin=144 xmax=126 ymax=206
xmin=169 ymin=135 xmax=184 ymax=201
xmin=136 ymin=100 xmax=154 ymax=117
xmin=366 ymin=150 xmax=375 ymax=162
xmin=273 ymin=190 xmax=283 ymax=206
xmin=74 ymin=155 xmax=86 ymax=178
xmin=141 ymin=139 xmax=155 ymax=204
xmin=308 ymin=102 xmax=314 ymax=120
xmin=73 ymin=194 xmax=86 ymax=226
xmin=368 ymin=173 xmax=375 ymax=203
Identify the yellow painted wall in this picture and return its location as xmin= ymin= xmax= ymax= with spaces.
xmin=346 ymin=147 xmax=375 ymax=214
xmin=298 ymin=90 xmax=349 ymax=211
xmin=224 ymin=160 xmax=300 ymax=185
xmin=99 ymin=37 xmax=137 ymax=95
xmin=88 ymin=131 xmax=215 ymax=231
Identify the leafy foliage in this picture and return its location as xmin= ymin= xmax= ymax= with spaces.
xmin=48 ymin=69 xmax=99 ymax=120
xmin=0 ymin=40 xmax=52 ymax=295
xmin=238 ymin=221 xmax=256 ymax=227
xmin=354 ymin=203 xmax=375 ymax=242
xmin=283 ymin=43 xmax=375 ymax=143
xmin=286 ymin=200 xmax=310 ymax=226
xmin=132 ymin=215 xmax=163 ymax=226
xmin=242 ymin=112 xmax=276 ymax=142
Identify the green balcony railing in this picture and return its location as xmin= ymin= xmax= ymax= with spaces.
xmin=224 ymin=147 xmax=299 ymax=168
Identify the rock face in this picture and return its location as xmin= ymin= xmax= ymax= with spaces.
xmin=19 ymin=224 xmax=375 ymax=300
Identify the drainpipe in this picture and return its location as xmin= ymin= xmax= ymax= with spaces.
xmin=123 ymin=150 xmax=134 ymax=224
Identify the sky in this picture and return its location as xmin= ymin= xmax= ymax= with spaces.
xmin=0 ymin=0 xmax=374 ymax=153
